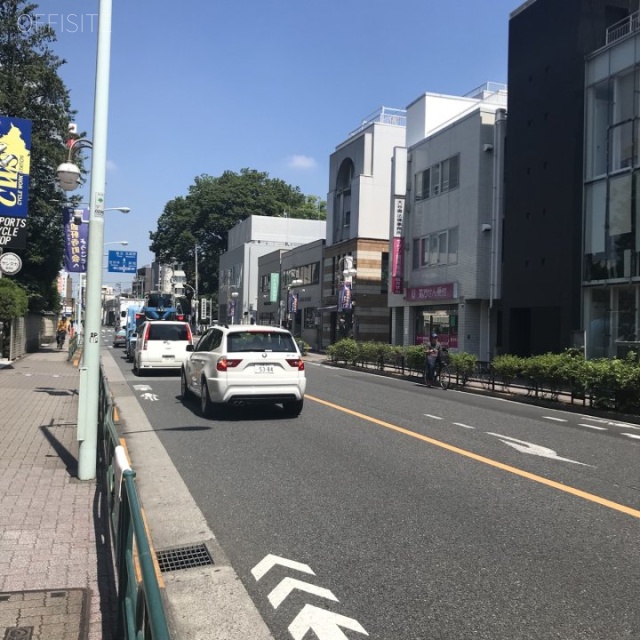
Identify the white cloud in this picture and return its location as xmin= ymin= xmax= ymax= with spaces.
xmin=287 ymin=155 xmax=316 ymax=169
xmin=106 ymin=159 xmax=117 ymax=171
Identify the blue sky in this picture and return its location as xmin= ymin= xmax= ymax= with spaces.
xmin=40 ymin=0 xmax=518 ymax=287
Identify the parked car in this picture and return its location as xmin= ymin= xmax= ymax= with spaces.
xmin=180 ymin=325 xmax=306 ymax=418
xmin=133 ymin=320 xmax=193 ymax=375
xmin=113 ymin=328 xmax=127 ymax=348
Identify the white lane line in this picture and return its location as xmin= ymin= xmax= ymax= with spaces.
xmin=622 ymin=433 xmax=640 ymax=440
xmin=578 ymin=423 xmax=607 ymax=431
xmin=452 ymin=422 xmax=475 ymax=429
xmin=543 ymin=416 xmax=568 ymax=422
xmin=424 ymin=414 xmax=443 ymax=420
xmin=577 ymin=415 xmax=640 ymax=429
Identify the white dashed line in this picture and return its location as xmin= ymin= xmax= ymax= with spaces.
xmin=452 ymin=422 xmax=475 ymax=429
xmin=622 ymin=433 xmax=640 ymax=440
xmin=578 ymin=423 xmax=607 ymax=431
xmin=543 ymin=416 xmax=568 ymax=422
xmin=423 ymin=414 xmax=443 ymax=420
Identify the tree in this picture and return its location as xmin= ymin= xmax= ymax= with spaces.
xmin=149 ymin=168 xmax=327 ymax=296
xmin=0 ymin=277 xmax=28 ymax=320
xmin=0 ymin=0 xmax=78 ymax=309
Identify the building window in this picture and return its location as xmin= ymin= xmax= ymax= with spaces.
xmin=412 ymin=239 xmax=421 ymax=269
xmin=414 ymin=155 xmax=459 ymax=201
xmin=413 ymin=227 xmax=458 ymax=270
xmin=381 ymin=252 xmax=389 ymax=293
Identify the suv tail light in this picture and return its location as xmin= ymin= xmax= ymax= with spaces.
xmin=216 ymin=357 xmax=242 ymax=371
xmin=286 ymin=359 xmax=305 ymax=371
xmin=142 ymin=324 xmax=150 ymax=350
xmin=176 ymin=314 xmax=184 ymax=321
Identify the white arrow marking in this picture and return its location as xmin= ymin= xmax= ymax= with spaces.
xmin=578 ymin=423 xmax=607 ymax=431
xmin=140 ymin=392 xmax=159 ymax=401
xmin=486 ymin=433 xmax=592 ymax=466
xmin=578 ymin=416 xmax=640 ymax=429
xmin=622 ymin=433 xmax=640 ymax=440
xmin=543 ymin=416 xmax=567 ymax=422
xmin=251 ymin=554 xmax=315 ymax=582
xmin=424 ymin=414 xmax=442 ymax=420
xmin=133 ymin=384 xmax=152 ymax=391
xmin=289 ymin=604 xmax=368 ymax=640
xmin=453 ymin=422 xmax=475 ymax=429
xmin=268 ymin=577 xmax=338 ymax=609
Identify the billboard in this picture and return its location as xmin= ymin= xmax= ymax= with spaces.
xmin=63 ymin=207 xmax=89 ymax=273
xmin=0 ymin=116 xmax=32 ymax=218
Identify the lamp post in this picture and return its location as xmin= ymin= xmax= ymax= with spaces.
xmin=337 ymin=256 xmax=357 ymax=339
xmin=284 ymin=269 xmax=303 ymax=336
xmin=55 ymin=0 xmax=113 ymax=481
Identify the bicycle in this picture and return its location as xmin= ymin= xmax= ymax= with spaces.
xmin=56 ymin=330 xmax=66 ymax=350
xmin=424 ymin=351 xmax=452 ymax=390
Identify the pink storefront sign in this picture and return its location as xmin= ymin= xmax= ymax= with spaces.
xmin=406 ymin=282 xmax=457 ymax=301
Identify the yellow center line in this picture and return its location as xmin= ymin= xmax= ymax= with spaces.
xmin=306 ymin=394 xmax=640 ymax=519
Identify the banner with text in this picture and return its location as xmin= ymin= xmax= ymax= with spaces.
xmin=0 ymin=216 xmax=27 ymax=249
xmin=63 ymin=207 xmax=89 ymax=273
xmin=0 ymin=116 xmax=32 ymax=218
xmin=270 ymin=272 xmax=279 ymax=303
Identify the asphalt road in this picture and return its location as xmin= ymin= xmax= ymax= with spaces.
xmin=106 ymin=330 xmax=640 ymax=640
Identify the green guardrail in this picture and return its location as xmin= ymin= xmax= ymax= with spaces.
xmin=67 ymin=334 xmax=79 ymax=361
xmin=98 ymin=366 xmax=171 ymax=640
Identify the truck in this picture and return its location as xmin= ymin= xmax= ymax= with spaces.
xmin=125 ymin=292 xmax=185 ymax=361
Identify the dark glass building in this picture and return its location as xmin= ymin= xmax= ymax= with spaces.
xmin=501 ymin=0 xmax=635 ymax=356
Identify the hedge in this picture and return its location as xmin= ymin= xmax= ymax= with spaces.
xmin=324 ymin=339 xmax=640 ymax=414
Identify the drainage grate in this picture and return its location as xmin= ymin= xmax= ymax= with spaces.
xmin=156 ymin=543 xmax=214 ymax=572
xmin=4 ymin=628 xmax=34 ymax=640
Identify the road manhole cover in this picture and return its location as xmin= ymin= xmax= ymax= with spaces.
xmin=0 ymin=589 xmax=89 ymax=640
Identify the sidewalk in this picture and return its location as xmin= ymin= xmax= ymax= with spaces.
xmin=0 ymin=344 xmax=116 ymax=639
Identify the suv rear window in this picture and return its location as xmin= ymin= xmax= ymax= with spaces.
xmin=227 ymin=331 xmax=296 ymax=353
xmin=147 ymin=324 xmax=189 ymax=341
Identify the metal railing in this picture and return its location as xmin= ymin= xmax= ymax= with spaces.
xmin=606 ymin=10 xmax=640 ymax=45
xmin=98 ymin=367 xmax=171 ymax=640
xmin=348 ymin=106 xmax=407 ymax=138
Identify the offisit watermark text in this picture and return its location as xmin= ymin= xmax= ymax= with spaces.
xmin=18 ymin=13 xmax=98 ymax=33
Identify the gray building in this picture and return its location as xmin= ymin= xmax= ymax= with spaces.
xmin=219 ymin=215 xmax=326 ymax=325
xmin=323 ymin=107 xmax=407 ymax=344
xmin=583 ymin=9 xmax=640 ymax=358
xmin=391 ymin=83 xmax=507 ymax=361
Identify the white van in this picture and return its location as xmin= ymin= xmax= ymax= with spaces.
xmin=133 ymin=321 xmax=193 ymax=375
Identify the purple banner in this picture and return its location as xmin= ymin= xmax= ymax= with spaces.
xmin=406 ymin=282 xmax=457 ymax=301
xmin=339 ymin=282 xmax=353 ymax=311
xmin=289 ymin=290 xmax=299 ymax=313
xmin=63 ymin=207 xmax=89 ymax=273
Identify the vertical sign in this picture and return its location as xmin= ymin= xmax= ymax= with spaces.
xmin=289 ymin=290 xmax=299 ymax=313
xmin=339 ymin=282 xmax=353 ymax=311
xmin=0 ymin=116 xmax=32 ymax=218
xmin=391 ymin=197 xmax=404 ymax=294
xmin=63 ymin=207 xmax=89 ymax=273
xmin=270 ymin=272 xmax=279 ymax=303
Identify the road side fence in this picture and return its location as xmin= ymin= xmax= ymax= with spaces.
xmin=98 ymin=365 xmax=171 ymax=640
xmin=1 ymin=313 xmax=56 ymax=360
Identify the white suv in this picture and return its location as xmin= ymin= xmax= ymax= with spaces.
xmin=180 ymin=325 xmax=306 ymax=417
xmin=133 ymin=320 xmax=193 ymax=374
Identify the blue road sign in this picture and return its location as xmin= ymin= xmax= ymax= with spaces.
xmin=108 ymin=250 xmax=137 ymax=273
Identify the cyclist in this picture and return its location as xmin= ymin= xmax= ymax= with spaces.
xmin=56 ymin=316 xmax=70 ymax=350
xmin=424 ymin=333 xmax=442 ymax=387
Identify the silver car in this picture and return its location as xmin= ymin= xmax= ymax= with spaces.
xmin=180 ymin=325 xmax=306 ymax=417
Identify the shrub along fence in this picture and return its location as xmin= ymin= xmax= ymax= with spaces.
xmin=325 ymin=339 xmax=640 ymax=415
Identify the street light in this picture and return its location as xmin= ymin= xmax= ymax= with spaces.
xmin=284 ymin=269 xmax=303 ymax=336
xmin=56 ymin=0 xmax=114 ymax=481
xmin=104 ymin=240 xmax=128 ymax=247
xmin=71 ymin=205 xmax=131 ymax=225
xmin=336 ymin=256 xmax=357 ymax=339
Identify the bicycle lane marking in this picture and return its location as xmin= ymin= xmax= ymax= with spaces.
xmin=306 ymin=394 xmax=640 ymax=520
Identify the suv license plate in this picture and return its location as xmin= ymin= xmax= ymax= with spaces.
xmin=255 ymin=365 xmax=274 ymax=374
xmin=163 ymin=355 xmax=175 ymax=360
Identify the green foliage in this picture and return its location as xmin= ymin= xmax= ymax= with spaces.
xmin=0 ymin=1 xmax=78 ymax=308
xmin=326 ymin=338 xmax=358 ymax=365
xmin=296 ymin=338 xmax=310 ymax=355
xmin=149 ymin=169 xmax=327 ymax=296
xmin=448 ymin=352 xmax=477 ymax=385
xmin=0 ymin=278 xmax=28 ymax=320
xmin=490 ymin=354 xmax=524 ymax=390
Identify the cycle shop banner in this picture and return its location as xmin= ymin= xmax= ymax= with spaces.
xmin=0 ymin=116 xmax=32 ymax=218
xmin=63 ymin=207 xmax=89 ymax=273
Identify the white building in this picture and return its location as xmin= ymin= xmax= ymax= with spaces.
xmin=390 ymin=83 xmax=507 ymax=361
xmin=219 ymin=215 xmax=326 ymax=324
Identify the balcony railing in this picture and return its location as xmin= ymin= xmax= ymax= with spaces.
xmin=606 ymin=10 xmax=640 ymax=45
xmin=348 ymin=106 xmax=406 ymax=138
